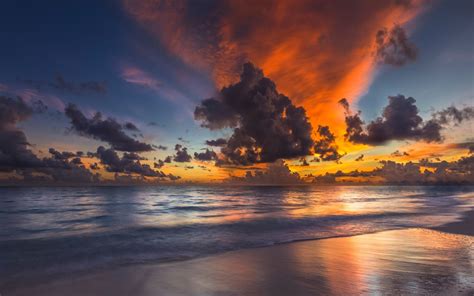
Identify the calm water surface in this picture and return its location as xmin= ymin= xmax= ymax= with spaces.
xmin=1 ymin=185 xmax=473 ymax=289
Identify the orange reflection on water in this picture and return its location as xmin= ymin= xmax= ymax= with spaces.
xmin=32 ymin=228 xmax=473 ymax=295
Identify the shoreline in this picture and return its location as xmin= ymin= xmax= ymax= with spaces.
xmin=7 ymin=227 xmax=473 ymax=296
xmin=3 ymin=210 xmax=473 ymax=293
xmin=431 ymin=209 xmax=474 ymax=236
xmin=4 ymin=210 xmax=473 ymax=295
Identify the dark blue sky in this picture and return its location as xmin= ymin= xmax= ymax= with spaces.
xmin=0 ymin=0 xmax=472 ymax=181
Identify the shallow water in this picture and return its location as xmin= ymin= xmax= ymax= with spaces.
xmin=9 ymin=229 xmax=474 ymax=296
xmin=1 ymin=185 xmax=473 ymax=289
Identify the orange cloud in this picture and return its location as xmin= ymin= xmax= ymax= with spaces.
xmin=123 ymin=0 xmax=426 ymax=134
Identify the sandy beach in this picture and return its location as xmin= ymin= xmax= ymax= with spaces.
xmin=8 ymin=226 xmax=474 ymax=296
xmin=433 ymin=209 xmax=474 ymax=236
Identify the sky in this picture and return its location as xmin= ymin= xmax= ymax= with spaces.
xmin=0 ymin=0 xmax=473 ymax=185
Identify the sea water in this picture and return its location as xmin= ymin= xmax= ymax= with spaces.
xmin=1 ymin=185 xmax=473 ymax=288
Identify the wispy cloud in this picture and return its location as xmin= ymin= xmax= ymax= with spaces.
xmin=121 ymin=65 xmax=161 ymax=92
xmin=120 ymin=64 xmax=195 ymax=116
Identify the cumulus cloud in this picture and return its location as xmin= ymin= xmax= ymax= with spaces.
xmin=0 ymin=97 xmax=180 ymax=184
xmin=374 ymin=25 xmax=417 ymax=66
xmin=124 ymin=0 xmax=424 ymax=132
xmin=65 ymin=104 xmax=153 ymax=152
xmin=173 ymin=144 xmax=192 ymax=162
xmin=227 ymin=159 xmax=304 ymax=185
xmin=341 ymin=96 xmax=474 ymax=146
xmin=0 ymin=96 xmax=101 ymax=183
xmin=313 ymin=125 xmax=343 ymax=161
xmin=96 ymin=146 xmax=167 ymax=178
xmin=48 ymin=148 xmax=79 ymax=160
xmin=340 ymin=95 xmax=445 ymax=145
xmin=313 ymin=155 xmax=474 ymax=185
xmin=195 ymin=63 xmax=314 ymax=165
xmin=194 ymin=149 xmax=217 ymax=161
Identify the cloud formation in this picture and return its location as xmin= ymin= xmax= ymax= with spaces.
xmin=205 ymin=138 xmax=227 ymax=147
xmin=65 ymin=104 xmax=153 ymax=152
xmin=0 ymin=98 xmax=181 ymax=184
xmin=313 ymin=155 xmax=474 ymax=185
xmin=374 ymin=25 xmax=418 ymax=66
xmin=195 ymin=63 xmax=313 ymax=165
xmin=340 ymin=96 xmax=444 ymax=145
xmin=95 ymin=146 xmax=166 ymax=178
xmin=227 ymin=159 xmax=304 ymax=185
xmin=432 ymin=106 xmax=474 ymax=125
xmin=0 ymin=96 xmax=43 ymax=171
xmin=340 ymin=97 xmax=474 ymax=146
xmin=124 ymin=0 xmax=425 ymax=132
xmin=173 ymin=144 xmax=192 ymax=162
xmin=313 ymin=125 xmax=343 ymax=161
xmin=194 ymin=149 xmax=217 ymax=161
xmin=0 ymin=97 xmax=101 ymax=183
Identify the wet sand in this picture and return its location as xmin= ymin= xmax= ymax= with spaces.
xmin=433 ymin=210 xmax=474 ymax=236
xmin=8 ymin=228 xmax=474 ymax=296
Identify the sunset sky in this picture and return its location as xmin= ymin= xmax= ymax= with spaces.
xmin=0 ymin=0 xmax=472 ymax=184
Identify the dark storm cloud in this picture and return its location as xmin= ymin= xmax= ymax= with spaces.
xmin=205 ymin=138 xmax=227 ymax=147
xmin=340 ymin=95 xmax=444 ymax=145
xmin=313 ymin=125 xmax=343 ymax=161
xmin=194 ymin=149 xmax=217 ymax=161
xmin=173 ymin=144 xmax=192 ymax=162
xmin=96 ymin=146 xmax=162 ymax=177
xmin=65 ymin=104 xmax=153 ymax=152
xmin=374 ymin=25 xmax=417 ymax=66
xmin=195 ymin=63 xmax=314 ymax=165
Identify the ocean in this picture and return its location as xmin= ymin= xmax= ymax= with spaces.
xmin=1 ymin=185 xmax=473 ymax=288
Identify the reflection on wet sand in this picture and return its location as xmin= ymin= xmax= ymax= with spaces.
xmin=11 ymin=228 xmax=474 ymax=296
